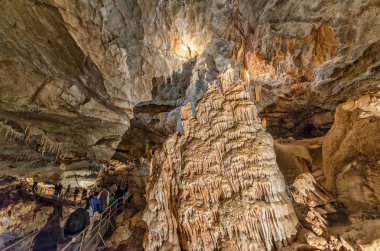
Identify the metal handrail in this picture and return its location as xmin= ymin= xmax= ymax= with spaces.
xmin=0 ymin=184 xmax=130 ymax=251
xmin=0 ymin=184 xmax=81 ymax=251
xmin=0 ymin=228 xmax=39 ymax=251
xmin=31 ymin=186 xmax=84 ymax=204
xmin=60 ymin=193 xmax=130 ymax=251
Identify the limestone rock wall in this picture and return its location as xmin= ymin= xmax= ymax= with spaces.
xmin=0 ymin=177 xmax=52 ymax=248
xmin=234 ymin=0 xmax=380 ymax=138
xmin=2 ymin=0 xmax=379 ymax=164
xmin=143 ymin=80 xmax=298 ymax=250
xmin=289 ymin=171 xmax=380 ymax=251
xmin=48 ymin=0 xmax=233 ymax=112
xmin=0 ymin=201 xmax=53 ymax=248
xmin=323 ymin=93 xmax=380 ymax=212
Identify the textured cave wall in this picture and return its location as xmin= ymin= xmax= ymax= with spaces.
xmin=0 ymin=0 xmax=236 ymax=164
xmin=0 ymin=0 xmax=131 ymax=123
xmin=47 ymin=0 xmax=235 ymax=111
xmin=234 ymin=0 xmax=380 ymax=138
xmin=0 ymin=0 xmax=130 ymax=166
xmin=113 ymin=0 xmax=380 ymax=159
xmin=1 ymin=0 xmax=380 ymax=164
xmin=323 ymin=93 xmax=380 ymax=212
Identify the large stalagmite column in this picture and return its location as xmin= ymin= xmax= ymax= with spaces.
xmin=143 ymin=78 xmax=298 ymax=251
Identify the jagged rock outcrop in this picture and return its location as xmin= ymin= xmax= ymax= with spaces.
xmin=143 ymin=79 xmax=298 ymax=251
xmin=290 ymin=170 xmax=380 ymax=251
xmin=0 ymin=177 xmax=54 ymax=248
xmin=234 ymin=0 xmax=380 ymax=138
xmin=107 ymin=211 xmax=146 ymax=250
xmin=0 ymin=201 xmax=53 ymax=248
xmin=323 ymin=93 xmax=380 ymax=212
xmin=292 ymin=173 xmax=330 ymax=208
xmin=1 ymin=0 xmax=379 ymax=166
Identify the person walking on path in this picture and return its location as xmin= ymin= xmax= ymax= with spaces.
xmin=57 ymin=183 xmax=63 ymax=198
xmin=64 ymin=184 xmax=71 ymax=199
xmin=63 ymin=200 xmax=90 ymax=250
xmin=81 ymin=188 xmax=87 ymax=200
xmin=115 ymin=186 xmax=123 ymax=199
xmin=109 ymin=193 xmax=116 ymax=206
xmin=89 ymin=192 xmax=101 ymax=214
xmin=122 ymin=184 xmax=130 ymax=204
xmin=98 ymin=188 xmax=110 ymax=211
xmin=54 ymin=183 xmax=59 ymax=197
xmin=64 ymin=201 xmax=90 ymax=236
xmin=109 ymin=183 xmax=117 ymax=195
xmin=73 ymin=187 xmax=80 ymax=202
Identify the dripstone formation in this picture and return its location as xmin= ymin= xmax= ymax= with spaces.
xmin=143 ymin=76 xmax=298 ymax=251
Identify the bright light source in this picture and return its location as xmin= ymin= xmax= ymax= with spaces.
xmin=172 ymin=36 xmax=203 ymax=60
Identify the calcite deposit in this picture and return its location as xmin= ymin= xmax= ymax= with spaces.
xmin=292 ymin=172 xmax=329 ymax=208
xmin=0 ymin=0 xmax=379 ymax=250
xmin=143 ymin=77 xmax=298 ymax=251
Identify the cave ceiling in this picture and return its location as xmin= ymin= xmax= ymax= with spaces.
xmin=0 ymin=0 xmax=379 ymax=162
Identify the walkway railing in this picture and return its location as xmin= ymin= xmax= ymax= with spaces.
xmin=29 ymin=186 xmax=83 ymax=207
xmin=0 ymin=228 xmax=38 ymax=251
xmin=60 ymin=193 xmax=130 ymax=251
xmin=0 ymin=185 xmax=131 ymax=251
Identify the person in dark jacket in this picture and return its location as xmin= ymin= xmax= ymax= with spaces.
xmin=122 ymin=184 xmax=130 ymax=203
xmin=57 ymin=183 xmax=63 ymax=197
xmin=63 ymin=202 xmax=90 ymax=236
xmin=98 ymin=188 xmax=109 ymax=211
xmin=122 ymin=184 xmax=128 ymax=194
xmin=115 ymin=186 xmax=123 ymax=199
xmin=61 ymin=201 xmax=90 ymax=250
xmin=54 ymin=184 xmax=59 ymax=197
xmin=64 ymin=184 xmax=71 ymax=199
xmin=81 ymin=188 xmax=87 ymax=200
xmin=73 ymin=187 xmax=80 ymax=202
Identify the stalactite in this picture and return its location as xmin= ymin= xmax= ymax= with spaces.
xmin=0 ymin=122 xmax=24 ymax=142
xmin=24 ymin=126 xmax=39 ymax=144
xmin=39 ymin=135 xmax=63 ymax=161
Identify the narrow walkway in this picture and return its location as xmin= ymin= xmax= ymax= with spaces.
xmin=60 ymin=195 xmax=129 ymax=251
xmin=0 ymin=185 xmax=130 ymax=251
xmin=30 ymin=186 xmax=80 ymax=208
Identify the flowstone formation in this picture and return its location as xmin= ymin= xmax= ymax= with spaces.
xmin=323 ymin=93 xmax=380 ymax=212
xmin=143 ymin=76 xmax=298 ymax=251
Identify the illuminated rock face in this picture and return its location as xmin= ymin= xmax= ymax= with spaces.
xmin=143 ymin=80 xmax=298 ymax=251
xmin=0 ymin=201 xmax=53 ymax=248
xmin=323 ymin=93 xmax=380 ymax=212
xmin=0 ymin=0 xmax=379 ymax=168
